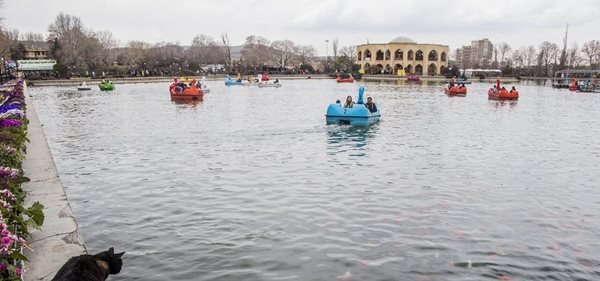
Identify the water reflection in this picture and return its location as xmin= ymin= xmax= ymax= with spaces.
xmin=170 ymin=98 xmax=203 ymax=109
xmin=326 ymin=124 xmax=379 ymax=156
xmin=489 ymin=100 xmax=518 ymax=109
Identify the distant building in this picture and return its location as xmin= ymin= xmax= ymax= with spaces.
xmin=456 ymin=38 xmax=493 ymax=69
xmin=22 ymin=41 xmax=49 ymax=60
xmin=356 ymin=36 xmax=449 ymax=75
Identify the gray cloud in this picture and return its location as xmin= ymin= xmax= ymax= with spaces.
xmin=1 ymin=0 xmax=598 ymax=54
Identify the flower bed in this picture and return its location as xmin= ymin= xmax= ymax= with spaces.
xmin=0 ymin=80 xmax=44 ymax=280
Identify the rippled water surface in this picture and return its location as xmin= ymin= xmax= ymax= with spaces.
xmin=30 ymin=79 xmax=600 ymax=280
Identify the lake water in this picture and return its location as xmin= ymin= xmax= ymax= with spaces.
xmin=30 ymin=79 xmax=600 ymax=280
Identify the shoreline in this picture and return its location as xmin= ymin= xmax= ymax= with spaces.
xmin=26 ymin=74 xmax=330 ymax=87
xmin=26 ymin=74 xmax=544 ymax=87
xmin=22 ymin=81 xmax=87 ymax=281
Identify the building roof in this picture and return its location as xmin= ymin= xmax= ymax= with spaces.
xmin=389 ymin=36 xmax=416 ymax=44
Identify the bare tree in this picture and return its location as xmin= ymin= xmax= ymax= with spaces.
xmin=190 ymin=34 xmax=222 ymax=66
xmin=339 ymin=46 xmax=356 ymax=59
xmin=525 ymin=45 xmax=537 ymax=67
xmin=498 ymin=42 xmax=511 ymax=66
xmin=241 ymin=35 xmax=273 ymax=72
xmin=492 ymin=45 xmax=499 ymax=68
xmin=537 ymin=41 xmax=559 ymax=76
xmin=221 ymin=33 xmax=232 ymax=71
xmin=94 ymin=30 xmax=117 ymax=67
xmin=47 ymin=13 xmax=98 ymax=70
xmin=0 ymin=28 xmax=19 ymax=58
xmin=295 ymin=45 xmax=316 ymax=67
xmin=335 ymin=45 xmax=357 ymax=71
xmin=567 ymin=43 xmax=582 ymax=69
xmin=271 ymin=40 xmax=296 ymax=68
xmin=582 ymin=40 xmax=600 ymax=68
xmin=511 ymin=47 xmax=525 ymax=69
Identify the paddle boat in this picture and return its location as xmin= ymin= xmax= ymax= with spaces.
xmin=336 ymin=74 xmax=354 ymax=83
xmin=488 ymin=79 xmax=518 ymax=100
xmin=99 ymin=81 xmax=114 ymax=91
xmin=225 ymin=74 xmax=246 ymax=86
xmin=444 ymin=79 xmax=470 ymax=96
xmin=569 ymin=79 xmax=578 ymax=91
xmin=578 ymin=81 xmax=596 ymax=93
xmin=257 ymin=75 xmax=281 ymax=88
xmin=326 ymin=85 xmax=380 ymax=126
xmin=77 ymin=82 xmax=91 ymax=91
xmin=197 ymin=76 xmax=210 ymax=93
xmin=170 ymin=79 xmax=203 ymax=101
xmin=406 ymin=74 xmax=421 ymax=82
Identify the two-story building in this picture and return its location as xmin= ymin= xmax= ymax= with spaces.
xmin=356 ymin=36 xmax=449 ymax=75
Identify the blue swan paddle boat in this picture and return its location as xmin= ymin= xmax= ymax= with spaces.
xmin=225 ymin=74 xmax=244 ymax=86
xmin=326 ymin=85 xmax=381 ymax=126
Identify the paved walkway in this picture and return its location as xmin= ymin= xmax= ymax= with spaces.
xmin=22 ymin=82 xmax=87 ymax=281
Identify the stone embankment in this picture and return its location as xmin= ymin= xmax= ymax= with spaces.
xmin=22 ymin=82 xmax=87 ymax=281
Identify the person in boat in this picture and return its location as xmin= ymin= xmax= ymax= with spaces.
xmin=274 ymin=78 xmax=279 ymax=84
xmin=510 ymin=86 xmax=516 ymax=93
xmin=365 ymin=97 xmax=377 ymax=113
xmin=170 ymin=78 xmax=178 ymax=91
xmin=343 ymin=96 xmax=354 ymax=108
xmin=336 ymin=100 xmax=341 ymax=104
xmin=175 ymin=81 xmax=187 ymax=93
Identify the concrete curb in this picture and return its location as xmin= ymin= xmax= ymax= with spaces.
xmin=21 ymin=82 xmax=87 ymax=281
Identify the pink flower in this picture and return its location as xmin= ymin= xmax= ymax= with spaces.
xmin=15 ymin=268 xmax=22 ymax=275
xmin=0 ymin=263 xmax=7 ymax=271
xmin=1 ymin=237 xmax=11 ymax=245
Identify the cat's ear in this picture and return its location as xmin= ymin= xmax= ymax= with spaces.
xmin=108 ymin=247 xmax=115 ymax=255
xmin=116 ymin=252 xmax=125 ymax=258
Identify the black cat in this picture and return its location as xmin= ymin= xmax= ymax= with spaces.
xmin=52 ymin=247 xmax=125 ymax=281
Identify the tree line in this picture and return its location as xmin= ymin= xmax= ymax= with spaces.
xmin=460 ymin=40 xmax=600 ymax=77
xmin=0 ymin=12 xmax=360 ymax=78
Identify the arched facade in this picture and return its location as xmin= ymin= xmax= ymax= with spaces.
xmin=415 ymin=64 xmax=423 ymax=75
xmin=428 ymin=50 xmax=438 ymax=61
xmin=394 ymin=49 xmax=403 ymax=60
xmin=356 ymin=37 xmax=449 ymax=75
xmin=416 ymin=50 xmax=424 ymax=61
xmin=394 ymin=63 xmax=403 ymax=72
xmin=427 ymin=63 xmax=437 ymax=75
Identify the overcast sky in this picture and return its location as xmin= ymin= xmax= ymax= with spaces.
xmin=2 ymin=0 xmax=598 ymax=55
